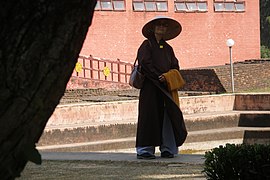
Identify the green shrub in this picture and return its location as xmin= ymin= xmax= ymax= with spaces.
xmin=203 ymin=143 xmax=270 ymax=180
xmin=261 ymin=45 xmax=270 ymax=58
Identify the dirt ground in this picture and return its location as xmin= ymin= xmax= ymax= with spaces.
xmin=19 ymin=160 xmax=206 ymax=180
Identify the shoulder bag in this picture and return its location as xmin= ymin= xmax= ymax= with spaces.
xmin=129 ymin=40 xmax=153 ymax=89
xmin=129 ymin=59 xmax=145 ymax=89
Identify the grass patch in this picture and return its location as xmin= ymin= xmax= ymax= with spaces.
xmin=241 ymin=87 xmax=270 ymax=93
xmin=180 ymin=149 xmax=205 ymax=154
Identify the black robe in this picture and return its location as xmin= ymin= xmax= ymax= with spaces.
xmin=135 ymin=38 xmax=187 ymax=147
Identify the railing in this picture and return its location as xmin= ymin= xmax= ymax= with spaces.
xmin=72 ymin=55 xmax=133 ymax=84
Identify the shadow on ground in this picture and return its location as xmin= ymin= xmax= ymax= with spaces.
xmin=20 ymin=152 xmax=206 ymax=180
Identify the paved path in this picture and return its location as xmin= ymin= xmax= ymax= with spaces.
xmin=21 ymin=152 xmax=206 ymax=180
xmin=41 ymin=152 xmax=205 ymax=164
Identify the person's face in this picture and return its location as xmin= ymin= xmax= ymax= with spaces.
xmin=154 ymin=20 xmax=168 ymax=35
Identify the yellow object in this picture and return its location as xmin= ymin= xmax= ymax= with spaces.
xmin=75 ymin=62 xmax=82 ymax=73
xmin=163 ymin=69 xmax=185 ymax=107
xmin=159 ymin=45 xmax=163 ymax=48
xmin=103 ymin=67 xmax=110 ymax=77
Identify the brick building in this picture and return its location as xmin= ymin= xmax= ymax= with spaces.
xmin=80 ymin=0 xmax=260 ymax=69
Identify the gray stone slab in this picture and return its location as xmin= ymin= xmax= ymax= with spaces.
xmin=41 ymin=152 xmax=205 ymax=165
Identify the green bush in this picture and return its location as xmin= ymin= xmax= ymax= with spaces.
xmin=261 ymin=45 xmax=270 ymax=58
xmin=203 ymin=143 xmax=270 ymax=180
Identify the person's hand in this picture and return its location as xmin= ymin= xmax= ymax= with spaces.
xmin=158 ymin=75 xmax=166 ymax=82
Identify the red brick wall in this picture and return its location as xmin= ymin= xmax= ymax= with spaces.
xmin=80 ymin=0 xmax=260 ymax=69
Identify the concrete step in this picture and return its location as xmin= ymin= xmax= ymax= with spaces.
xmin=185 ymin=111 xmax=270 ymax=130
xmin=39 ymin=93 xmax=270 ymax=152
xmin=234 ymin=93 xmax=270 ymax=111
xmin=238 ymin=113 xmax=270 ymax=127
xmin=38 ymin=111 xmax=270 ymax=147
xmin=39 ymin=112 xmax=238 ymax=146
xmin=38 ymin=127 xmax=270 ymax=152
xmin=184 ymin=111 xmax=239 ymax=131
xmin=38 ymin=138 xmax=135 ymax=152
xmin=186 ymin=127 xmax=270 ymax=143
xmin=39 ymin=123 xmax=137 ymax=146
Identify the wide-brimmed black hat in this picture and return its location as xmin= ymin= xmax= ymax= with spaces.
xmin=142 ymin=16 xmax=182 ymax=41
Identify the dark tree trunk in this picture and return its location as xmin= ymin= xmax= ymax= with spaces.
xmin=0 ymin=0 xmax=96 ymax=179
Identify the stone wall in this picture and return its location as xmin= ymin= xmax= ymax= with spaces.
xmin=66 ymin=60 xmax=270 ymax=93
xmin=213 ymin=60 xmax=270 ymax=92
xmin=180 ymin=69 xmax=226 ymax=93
xmin=181 ymin=60 xmax=270 ymax=93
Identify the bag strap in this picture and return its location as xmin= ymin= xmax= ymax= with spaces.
xmin=133 ymin=40 xmax=152 ymax=67
xmin=133 ymin=59 xmax=138 ymax=67
xmin=148 ymin=39 xmax=152 ymax=48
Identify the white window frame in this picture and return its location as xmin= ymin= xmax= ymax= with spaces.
xmin=133 ymin=0 xmax=168 ymax=12
xmin=235 ymin=2 xmax=245 ymax=12
xmin=113 ymin=0 xmax=126 ymax=11
xmin=213 ymin=0 xmax=245 ymax=12
xmin=95 ymin=0 xmax=126 ymax=11
xmin=175 ymin=1 xmax=208 ymax=13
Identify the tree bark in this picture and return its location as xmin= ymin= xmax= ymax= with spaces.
xmin=0 ymin=0 xmax=96 ymax=179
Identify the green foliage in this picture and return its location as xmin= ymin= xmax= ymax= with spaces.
xmin=260 ymin=0 xmax=270 ymax=48
xmin=203 ymin=144 xmax=270 ymax=180
xmin=261 ymin=45 xmax=270 ymax=58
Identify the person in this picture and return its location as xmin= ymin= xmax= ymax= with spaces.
xmin=135 ymin=16 xmax=188 ymax=159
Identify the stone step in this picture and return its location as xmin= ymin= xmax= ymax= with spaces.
xmin=38 ymin=138 xmax=135 ymax=152
xmin=39 ymin=111 xmax=270 ymax=147
xmin=38 ymin=127 xmax=270 ymax=152
xmin=184 ymin=111 xmax=239 ymax=131
xmin=185 ymin=111 xmax=270 ymax=131
xmin=238 ymin=113 xmax=270 ymax=127
xmin=39 ymin=123 xmax=137 ymax=146
xmin=185 ymin=127 xmax=270 ymax=143
xmin=39 ymin=93 xmax=270 ymax=152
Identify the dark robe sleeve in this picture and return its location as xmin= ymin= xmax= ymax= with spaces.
xmin=137 ymin=40 xmax=159 ymax=80
xmin=170 ymin=46 xmax=180 ymax=70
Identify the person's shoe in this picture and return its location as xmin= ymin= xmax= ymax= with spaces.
xmin=161 ymin=151 xmax=174 ymax=158
xmin=137 ymin=153 xmax=156 ymax=160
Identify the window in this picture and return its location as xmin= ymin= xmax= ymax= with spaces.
xmin=224 ymin=2 xmax=234 ymax=11
xmin=157 ymin=1 xmax=168 ymax=11
xmin=175 ymin=2 xmax=187 ymax=11
xmin=113 ymin=1 xmax=126 ymax=10
xmin=213 ymin=0 xmax=245 ymax=12
xmin=95 ymin=0 xmax=126 ymax=11
xmin=133 ymin=1 xmax=145 ymax=11
xmin=133 ymin=0 xmax=168 ymax=12
xmin=175 ymin=1 xmax=208 ymax=12
xmin=145 ymin=1 xmax=156 ymax=11
xmin=197 ymin=2 xmax=208 ymax=11
xmin=186 ymin=2 xmax=197 ymax=11
xmin=101 ymin=1 xmax=113 ymax=10
xmin=235 ymin=2 xmax=245 ymax=12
